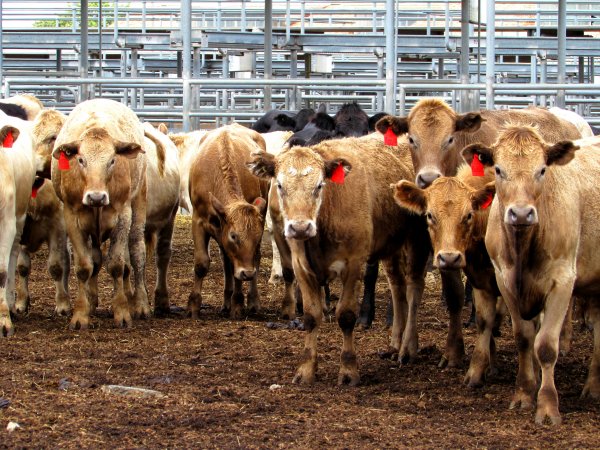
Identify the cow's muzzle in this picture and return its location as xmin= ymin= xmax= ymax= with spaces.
xmin=416 ymin=170 xmax=442 ymax=189
xmin=505 ymin=205 xmax=538 ymax=227
xmin=83 ymin=190 xmax=110 ymax=207
xmin=285 ymin=219 xmax=317 ymax=240
xmin=436 ymin=251 xmax=465 ymax=270
xmin=235 ymin=268 xmax=256 ymax=281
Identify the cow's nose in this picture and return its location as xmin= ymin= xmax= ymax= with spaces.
xmin=506 ymin=205 xmax=538 ymax=226
xmin=416 ymin=171 xmax=442 ymax=188
xmin=286 ymin=220 xmax=316 ymax=240
xmin=83 ymin=191 xmax=109 ymax=207
xmin=236 ymin=268 xmax=256 ymax=281
xmin=437 ymin=252 xmax=463 ymax=270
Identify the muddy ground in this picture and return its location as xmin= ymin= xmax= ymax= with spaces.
xmin=0 ymin=214 xmax=598 ymax=449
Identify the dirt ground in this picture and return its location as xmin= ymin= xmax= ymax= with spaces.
xmin=0 ymin=214 xmax=598 ymax=449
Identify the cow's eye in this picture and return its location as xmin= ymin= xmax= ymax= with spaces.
xmin=77 ymin=157 xmax=85 ymax=166
xmin=109 ymin=158 xmax=116 ymax=167
xmin=408 ymin=136 xmax=415 ymax=145
xmin=466 ymin=212 xmax=473 ymax=222
xmin=448 ymin=136 xmax=454 ymax=145
xmin=537 ymin=166 xmax=547 ymax=179
xmin=316 ymin=182 xmax=324 ymax=191
xmin=494 ymin=165 xmax=505 ymax=179
xmin=426 ymin=212 xmax=434 ymax=223
xmin=229 ymin=231 xmax=239 ymax=244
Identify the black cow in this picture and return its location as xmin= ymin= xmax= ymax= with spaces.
xmin=251 ymin=110 xmax=297 ymax=133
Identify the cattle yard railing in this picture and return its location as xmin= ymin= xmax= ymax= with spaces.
xmin=5 ymin=76 xmax=600 ymax=129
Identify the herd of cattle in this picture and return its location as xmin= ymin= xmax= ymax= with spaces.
xmin=0 ymin=93 xmax=599 ymax=426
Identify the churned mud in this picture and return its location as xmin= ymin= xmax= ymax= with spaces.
xmin=0 ymin=215 xmax=598 ymax=448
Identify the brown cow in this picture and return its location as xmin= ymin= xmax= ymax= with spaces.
xmin=187 ymin=123 xmax=269 ymax=319
xmin=463 ymin=128 xmax=600 ymax=425
xmin=52 ymin=99 xmax=147 ymax=329
xmin=15 ymin=109 xmax=70 ymax=316
xmin=393 ymin=165 xmax=502 ymax=387
xmin=249 ymin=134 xmax=430 ymax=384
xmin=376 ymin=98 xmax=582 ymax=367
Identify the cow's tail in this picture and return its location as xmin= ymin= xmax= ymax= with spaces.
xmin=143 ymin=129 xmax=166 ymax=177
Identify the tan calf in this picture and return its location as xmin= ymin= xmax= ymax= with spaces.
xmin=393 ymin=165 xmax=502 ymax=387
xmin=52 ymin=99 xmax=147 ymax=330
xmin=465 ymin=129 xmax=600 ymax=425
xmin=249 ymin=134 xmax=430 ymax=384
xmin=188 ymin=123 xmax=269 ymax=319
xmin=0 ymin=113 xmax=37 ymax=336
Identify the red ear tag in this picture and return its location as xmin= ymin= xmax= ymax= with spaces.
xmin=481 ymin=193 xmax=493 ymax=209
xmin=383 ymin=128 xmax=398 ymax=146
xmin=330 ymin=163 xmax=345 ymax=184
xmin=3 ymin=131 xmax=14 ymax=148
xmin=471 ymin=153 xmax=485 ymax=177
xmin=58 ymin=151 xmax=70 ymax=170
xmin=31 ymin=186 xmax=38 ymax=199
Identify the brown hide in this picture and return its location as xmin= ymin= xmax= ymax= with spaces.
xmin=480 ymin=129 xmax=600 ymax=424
xmin=376 ymin=98 xmax=582 ymax=188
xmin=31 ymin=109 xmax=66 ymax=179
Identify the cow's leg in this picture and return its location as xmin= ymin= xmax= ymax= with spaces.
xmin=247 ymin=245 xmax=261 ymax=314
xmin=582 ymin=299 xmax=600 ymax=399
xmin=534 ymin=282 xmax=573 ymax=425
xmin=66 ymin=210 xmax=93 ymax=331
xmin=439 ymin=269 xmax=465 ymax=368
xmin=337 ymin=261 xmax=361 ymax=386
xmin=401 ymin=254 xmax=428 ymax=365
xmin=15 ymin=248 xmax=31 ymax=315
xmin=189 ymin=216 xmax=210 ymax=319
xmin=48 ymin=227 xmax=71 ymax=316
xmin=106 ymin=210 xmax=133 ymax=328
xmin=88 ymin=245 xmax=101 ymax=315
xmin=508 ymin=314 xmax=537 ymax=411
xmin=274 ymin=225 xmax=295 ymax=320
xmin=464 ymin=287 xmax=498 ymax=388
xmin=0 ymin=216 xmax=17 ymax=337
xmin=266 ymin=210 xmax=283 ymax=285
xmin=291 ymin=246 xmax=322 ymax=384
xmin=559 ymin=297 xmax=574 ymax=356
xmin=154 ymin=213 xmax=176 ymax=316
xmin=383 ymin=255 xmax=407 ymax=360
xmin=129 ymin=189 xmax=149 ymax=319
xmin=357 ymin=260 xmax=379 ymax=330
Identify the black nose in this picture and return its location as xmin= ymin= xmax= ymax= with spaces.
xmin=416 ymin=171 xmax=441 ymax=189
xmin=238 ymin=269 xmax=256 ymax=281
xmin=506 ymin=206 xmax=538 ymax=226
xmin=437 ymin=252 xmax=463 ymax=269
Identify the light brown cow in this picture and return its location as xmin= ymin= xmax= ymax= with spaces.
xmin=0 ymin=112 xmax=37 ymax=336
xmin=141 ymin=122 xmax=181 ymax=315
xmin=463 ymin=128 xmax=600 ymax=425
xmin=0 ymin=94 xmax=44 ymax=121
xmin=249 ymin=134 xmax=430 ymax=385
xmin=188 ymin=123 xmax=269 ymax=319
xmin=52 ymin=99 xmax=148 ymax=329
xmin=376 ymin=98 xmax=582 ymax=367
xmin=393 ymin=165 xmax=502 ymax=388
xmin=15 ymin=109 xmax=70 ymax=316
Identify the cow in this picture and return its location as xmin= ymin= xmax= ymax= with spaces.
xmin=248 ymin=133 xmax=431 ymax=384
xmin=141 ymin=122 xmax=181 ymax=316
xmin=187 ymin=123 xmax=269 ymax=319
xmin=368 ymin=112 xmax=390 ymax=132
xmin=0 ymin=94 xmax=44 ymax=121
xmin=286 ymin=104 xmax=335 ymax=147
xmin=51 ymin=98 xmax=148 ymax=330
xmin=393 ymin=165 xmax=503 ymax=388
xmin=14 ymin=109 xmax=71 ymax=317
xmin=462 ymin=128 xmax=600 ymax=425
xmin=549 ymin=107 xmax=594 ymax=138
xmin=251 ymin=110 xmax=297 ymax=133
xmin=0 ymin=113 xmax=37 ymax=336
xmin=374 ymin=98 xmax=583 ymax=365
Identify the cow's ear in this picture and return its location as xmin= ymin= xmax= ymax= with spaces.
xmin=52 ymin=141 xmax=79 ymax=159
xmin=324 ymin=158 xmax=352 ymax=179
xmin=455 ymin=112 xmax=484 ymax=133
xmin=471 ymin=182 xmax=496 ymax=210
xmin=392 ymin=180 xmax=427 ymax=215
xmin=247 ymin=151 xmax=276 ymax=178
xmin=115 ymin=141 xmax=144 ymax=159
xmin=275 ymin=114 xmax=296 ymax=130
xmin=375 ymin=116 xmax=408 ymax=136
xmin=252 ymin=197 xmax=267 ymax=215
xmin=0 ymin=126 xmax=20 ymax=147
xmin=317 ymin=103 xmax=327 ymax=114
xmin=545 ymin=141 xmax=579 ymax=166
xmin=461 ymin=144 xmax=494 ymax=167
xmin=157 ymin=123 xmax=169 ymax=135
xmin=209 ymin=192 xmax=227 ymax=229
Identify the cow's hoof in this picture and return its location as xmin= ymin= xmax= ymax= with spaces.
xmin=292 ymin=362 xmax=316 ymax=385
xmin=113 ymin=310 xmax=133 ymax=328
xmin=268 ymin=274 xmax=283 ymax=285
xmin=399 ymin=353 xmax=413 ymax=366
xmin=54 ymin=302 xmax=71 ymax=317
xmin=133 ymin=303 xmax=151 ymax=320
xmin=509 ymin=391 xmax=535 ymax=411
xmin=535 ymin=408 xmax=562 ymax=426
xmin=378 ymin=347 xmax=399 ymax=360
xmin=355 ymin=315 xmax=373 ymax=331
xmin=69 ymin=313 xmax=90 ymax=331
xmin=229 ymin=308 xmax=244 ymax=320
xmin=581 ymin=379 xmax=600 ymax=399
xmin=0 ymin=316 xmax=14 ymax=337
xmin=153 ymin=305 xmax=171 ymax=318
xmin=338 ymin=369 xmax=360 ymax=386
xmin=14 ymin=299 xmax=30 ymax=316
xmin=463 ymin=371 xmax=484 ymax=389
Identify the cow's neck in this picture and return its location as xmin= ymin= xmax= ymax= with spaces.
xmin=218 ymin=146 xmax=245 ymax=203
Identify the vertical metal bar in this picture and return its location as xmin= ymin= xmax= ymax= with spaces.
xmin=286 ymin=0 xmax=291 ymax=43
xmin=578 ymin=56 xmax=585 ymax=84
xmin=121 ymin=50 xmax=128 ymax=104
xmin=438 ymin=58 xmax=444 ymax=79
xmin=485 ymin=0 xmax=495 ymax=109
xmin=384 ymin=0 xmax=397 ymax=114
xmin=131 ymin=48 xmax=138 ymax=109
xmin=241 ymin=0 xmax=246 ymax=31
xmin=459 ymin=0 xmax=470 ymax=112
xmin=376 ymin=51 xmax=384 ymax=111
xmin=56 ymin=49 xmax=62 ymax=103
xmin=557 ymin=0 xmax=567 ymax=108
xmin=300 ymin=0 xmax=306 ymax=34
xmin=540 ymin=56 xmax=547 ymax=107
xmin=590 ymin=56 xmax=595 ymax=83
xmin=0 ymin=0 xmax=3 ymax=94
xmin=98 ymin=1 xmax=103 ymax=79
xmin=372 ymin=2 xmax=377 ymax=32
xmin=142 ymin=0 xmax=147 ymax=34
xmin=221 ymin=51 xmax=229 ymax=123
xmin=113 ymin=0 xmax=118 ymax=42
xmin=182 ymin=0 xmax=192 ymax=131
xmin=264 ymin=0 xmax=273 ymax=110
xmin=80 ymin=0 xmax=89 ymax=102
xmin=290 ymin=49 xmax=298 ymax=110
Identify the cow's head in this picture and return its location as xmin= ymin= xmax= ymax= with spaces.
xmin=393 ymin=175 xmax=495 ymax=270
xmin=208 ymin=193 xmax=267 ymax=280
xmin=461 ymin=125 xmax=578 ymax=228
xmin=32 ymin=109 xmax=66 ymax=179
xmin=52 ymin=127 xmax=144 ymax=207
xmin=248 ymin=148 xmax=351 ymax=240
xmin=376 ymin=98 xmax=484 ymax=188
